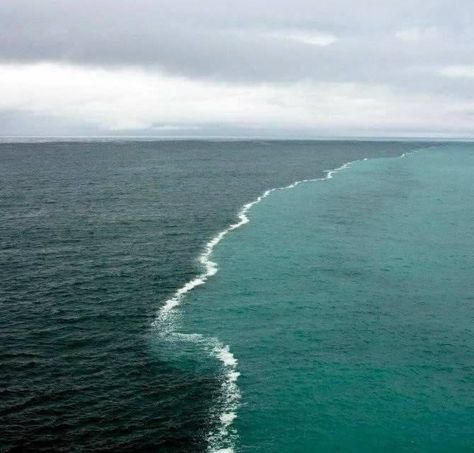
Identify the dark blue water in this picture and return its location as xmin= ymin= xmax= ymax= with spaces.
xmin=0 ymin=140 xmax=431 ymax=451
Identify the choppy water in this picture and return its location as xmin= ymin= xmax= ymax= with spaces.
xmin=2 ymin=140 xmax=465 ymax=452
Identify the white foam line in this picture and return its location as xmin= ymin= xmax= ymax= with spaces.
xmin=154 ymin=160 xmax=352 ymax=325
xmin=152 ymin=152 xmax=413 ymax=452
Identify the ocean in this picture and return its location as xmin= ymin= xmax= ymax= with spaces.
xmin=1 ymin=140 xmax=472 ymax=452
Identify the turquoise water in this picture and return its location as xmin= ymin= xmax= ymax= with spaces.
xmin=180 ymin=146 xmax=474 ymax=451
xmin=2 ymin=140 xmax=421 ymax=451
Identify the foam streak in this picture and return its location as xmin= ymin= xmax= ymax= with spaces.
xmin=152 ymin=158 xmax=383 ymax=452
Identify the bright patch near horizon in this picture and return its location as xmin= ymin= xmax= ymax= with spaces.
xmin=0 ymin=62 xmax=474 ymax=136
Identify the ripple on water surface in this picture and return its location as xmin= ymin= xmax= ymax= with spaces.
xmin=182 ymin=145 xmax=474 ymax=452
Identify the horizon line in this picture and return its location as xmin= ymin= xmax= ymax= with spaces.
xmin=1 ymin=135 xmax=474 ymax=143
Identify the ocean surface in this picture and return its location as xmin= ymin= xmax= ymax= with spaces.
xmin=1 ymin=140 xmax=472 ymax=452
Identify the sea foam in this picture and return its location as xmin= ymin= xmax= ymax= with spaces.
xmin=152 ymin=159 xmax=360 ymax=452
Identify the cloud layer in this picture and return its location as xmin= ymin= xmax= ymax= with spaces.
xmin=1 ymin=0 xmax=474 ymax=136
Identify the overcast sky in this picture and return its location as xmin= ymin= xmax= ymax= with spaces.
xmin=1 ymin=0 xmax=474 ymax=137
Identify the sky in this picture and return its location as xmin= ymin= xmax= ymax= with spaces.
xmin=1 ymin=0 xmax=474 ymax=138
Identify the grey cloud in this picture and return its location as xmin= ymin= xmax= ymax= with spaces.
xmin=2 ymin=0 xmax=474 ymax=88
xmin=2 ymin=0 xmax=474 ymax=136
